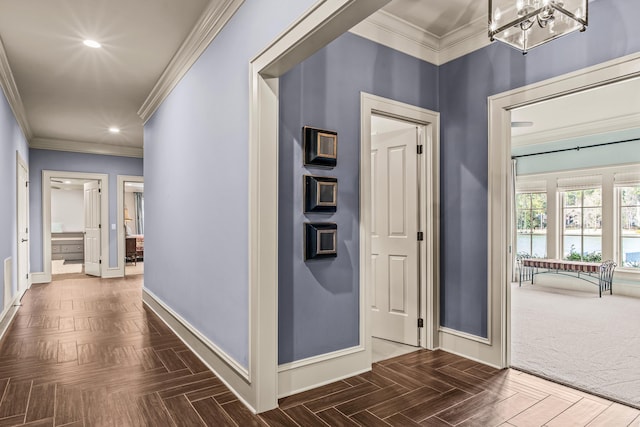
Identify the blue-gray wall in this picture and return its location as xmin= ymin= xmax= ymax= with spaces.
xmin=0 ymin=90 xmax=29 ymax=309
xmin=278 ymin=32 xmax=438 ymax=364
xmin=143 ymin=0 xmax=317 ymax=369
xmin=439 ymin=0 xmax=640 ymax=337
xmin=28 ymin=149 xmax=142 ymax=271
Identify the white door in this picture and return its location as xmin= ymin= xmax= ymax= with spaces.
xmin=84 ymin=181 xmax=101 ymax=276
xmin=371 ymin=124 xmax=420 ymax=346
xmin=17 ymin=158 xmax=29 ymax=295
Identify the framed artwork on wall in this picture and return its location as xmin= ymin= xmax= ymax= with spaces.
xmin=303 ymin=126 xmax=337 ymax=167
xmin=304 ymin=223 xmax=337 ymax=260
xmin=304 ymin=175 xmax=337 ymax=213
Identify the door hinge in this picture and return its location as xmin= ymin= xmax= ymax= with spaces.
xmin=98 ymin=224 xmax=102 ymax=229
xmin=99 ymin=259 xmax=102 ymax=264
xmin=25 ymin=227 xmax=28 ymax=234
xmin=98 ymin=188 xmax=102 ymax=193
xmin=418 ymin=318 xmax=424 ymax=328
xmin=26 ymin=181 xmax=29 ymax=187
xmin=417 ymin=145 xmax=423 ymax=154
xmin=417 ymin=231 xmax=424 ymax=241
xmin=26 ymin=273 xmax=29 ymax=279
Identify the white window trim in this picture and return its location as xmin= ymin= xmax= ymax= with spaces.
xmin=517 ymin=163 xmax=640 ymax=275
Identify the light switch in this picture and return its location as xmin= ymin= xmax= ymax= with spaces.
xmin=111 ymin=224 xmax=116 ymax=230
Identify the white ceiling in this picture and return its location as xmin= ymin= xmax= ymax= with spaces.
xmin=381 ymin=0 xmax=484 ymax=37
xmin=511 ymin=77 xmax=640 ymax=148
xmin=0 ymin=0 xmax=210 ymax=153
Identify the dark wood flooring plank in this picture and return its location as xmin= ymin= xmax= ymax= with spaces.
xmin=191 ymin=397 xmax=237 ymax=427
xmin=156 ymin=348 xmax=188 ymax=372
xmin=176 ymin=350 xmax=209 ymax=374
xmin=316 ymin=407 xmax=360 ymax=427
xmin=25 ymin=382 xmax=55 ymax=422
xmin=57 ymin=341 xmax=77 ymax=363
xmin=0 ymin=415 xmax=28 ymax=427
xmin=54 ymin=385 xmax=83 ymax=426
xmin=186 ymin=383 xmax=230 ymax=402
xmin=351 ymin=410 xmax=392 ymax=427
xmin=436 ymin=389 xmax=514 ymax=425
xmin=279 ymin=380 xmax=352 ymax=409
xmin=136 ymin=393 xmax=176 ymax=427
xmin=368 ymin=386 xmax=441 ymax=419
xmin=336 ymin=383 xmax=408 ymax=416
xmin=221 ymin=400 xmax=266 ymax=426
xmin=401 ymin=388 xmax=472 ymax=422
xmin=0 ymin=379 xmax=32 ymax=418
xmin=162 ymin=395 xmax=206 ymax=427
xmin=384 ymin=413 xmax=423 ymax=427
xmin=259 ymin=407 xmax=299 ymax=427
xmin=304 ymin=382 xmax=379 ymax=413
xmin=284 ymin=404 xmax=329 ymax=426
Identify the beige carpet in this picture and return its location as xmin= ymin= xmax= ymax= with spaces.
xmin=511 ymin=282 xmax=640 ymax=408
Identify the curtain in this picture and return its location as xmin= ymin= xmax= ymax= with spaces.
xmin=134 ymin=192 xmax=144 ymax=234
xmin=511 ymin=159 xmax=518 ymax=282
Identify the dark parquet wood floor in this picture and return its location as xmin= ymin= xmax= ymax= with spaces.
xmin=0 ymin=275 xmax=637 ymax=426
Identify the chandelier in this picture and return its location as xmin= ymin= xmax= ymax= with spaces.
xmin=488 ymin=0 xmax=588 ymax=54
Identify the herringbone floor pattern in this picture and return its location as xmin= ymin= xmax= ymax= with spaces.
xmin=0 ymin=275 xmax=637 ymax=426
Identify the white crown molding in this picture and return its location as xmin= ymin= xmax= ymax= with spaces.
xmin=512 ymin=112 xmax=640 ymax=147
xmin=349 ymin=10 xmax=490 ymax=66
xmin=0 ymin=37 xmax=32 ymax=140
xmin=138 ymin=0 xmax=245 ymax=123
xmin=349 ymin=10 xmax=440 ymax=65
xmin=439 ymin=15 xmax=491 ymax=65
xmin=31 ymin=137 xmax=143 ymax=158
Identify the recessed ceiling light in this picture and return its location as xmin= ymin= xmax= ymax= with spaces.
xmin=109 ymin=127 xmax=120 ymax=134
xmin=83 ymin=39 xmax=101 ymax=49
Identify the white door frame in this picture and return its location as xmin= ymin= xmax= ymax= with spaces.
xmin=41 ymin=170 xmax=109 ymax=283
xmin=117 ymin=175 xmax=143 ymax=277
xmin=488 ymin=52 xmax=640 ymax=368
xmin=361 ymin=93 xmax=440 ymax=353
xmin=16 ymin=151 xmax=29 ymax=294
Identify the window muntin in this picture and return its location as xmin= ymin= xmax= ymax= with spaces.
xmin=516 ymin=192 xmax=547 ymax=258
xmin=562 ymin=188 xmax=602 ymax=262
xmin=620 ymin=185 xmax=640 ymax=268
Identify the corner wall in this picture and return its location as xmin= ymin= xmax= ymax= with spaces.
xmin=278 ymin=32 xmax=438 ymax=364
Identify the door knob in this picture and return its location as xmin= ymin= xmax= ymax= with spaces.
xmin=21 ymin=238 xmax=28 ymax=242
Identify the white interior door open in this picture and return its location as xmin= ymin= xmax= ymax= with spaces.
xmin=84 ymin=181 xmax=101 ymax=277
xmin=17 ymin=156 xmax=29 ymax=295
xmin=371 ymin=119 xmax=420 ymax=346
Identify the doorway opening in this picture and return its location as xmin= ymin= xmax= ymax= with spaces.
xmin=508 ymin=77 xmax=640 ymax=408
xmin=117 ymin=175 xmax=144 ymax=278
xmin=50 ymin=178 xmax=99 ymax=279
xmin=42 ymin=170 xmax=109 ymax=283
xmin=361 ymin=93 xmax=440 ymax=365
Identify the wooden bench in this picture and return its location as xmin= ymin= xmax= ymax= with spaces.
xmin=518 ymin=258 xmax=616 ymax=298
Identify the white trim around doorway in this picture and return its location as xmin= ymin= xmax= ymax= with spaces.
xmin=487 ymin=52 xmax=640 ymax=369
xmin=361 ymin=93 xmax=441 ymax=353
xmin=38 ymin=170 xmax=109 ymax=283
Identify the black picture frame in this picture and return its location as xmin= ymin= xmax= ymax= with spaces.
xmin=304 ymin=223 xmax=337 ymax=260
xmin=304 ymin=175 xmax=337 ymax=213
xmin=303 ymin=126 xmax=337 ymax=168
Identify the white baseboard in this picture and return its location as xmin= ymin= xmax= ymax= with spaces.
xmin=0 ymin=288 xmax=25 ymax=341
xmin=142 ymin=288 xmax=257 ymax=412
xmin=30 ymin=272 xmax=50 ymax=284
xmin=439 ymin=328 xmax=502 ymax=369
xmin=278 ymin=345 xmax=370 ymax=398
xmin=102 ymin=268 xmax=123 ymax=279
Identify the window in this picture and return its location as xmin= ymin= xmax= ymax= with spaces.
xmin=516 ymin=192 xmax=547 ymax=258
xmin=562 ymin=188 xmax=602 ymax=262
xmin=620 ymin=185 xmax=640 ymax=268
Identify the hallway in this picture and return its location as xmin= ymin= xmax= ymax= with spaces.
xmin=0 ymin=276 xmax=637 ymax=426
